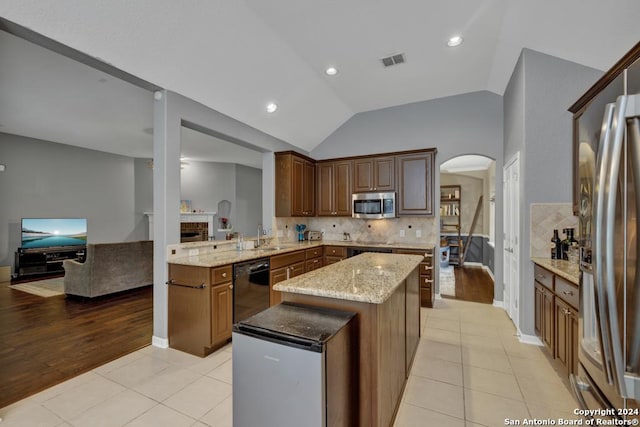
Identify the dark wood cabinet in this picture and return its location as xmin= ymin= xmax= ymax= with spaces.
xmin=353 ymin=156 xmax=395 ymax=192
xmin=395 ymin=247 xmax=435 ymax=308
xmin=396 ymin=151 xmax=435 ymax=216
xmin=269 ymin=250 xmax=306 ymax=305
xmin=569 ymin=42 xmax=640 ymax=215
xmin=305 ymin=247 xmax=324 ymax=271
xmin=317 ymin=160 xmax=352 ymax=216
xmin=533 ymin=263 xmax=580 ymax=376
xmin=554 ymin=277 xmax=579 ymax=376
xmin=324 ymin=245 xmax=347 ymax=265
xmin=168 ymin=263 xmax=233 ymax=357
xmin=275 ymin=151 xmax=315 ymax=217
xmin=211 ymin=282 xmax=233 ymax=346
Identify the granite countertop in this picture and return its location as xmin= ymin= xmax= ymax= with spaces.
xmin=531 ymin=257 xmax=580 ymax=285
xmin=273 ymin=252 xmax=424 ymax=304
xmin=168 ymin=240 xmax=436 ymax=268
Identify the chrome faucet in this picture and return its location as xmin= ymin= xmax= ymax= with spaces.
xmin=257 ymin=223 xmax=263 ymax=247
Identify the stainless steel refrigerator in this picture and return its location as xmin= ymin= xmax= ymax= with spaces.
xmin=573 ymin=55 xmax=640 ymax=420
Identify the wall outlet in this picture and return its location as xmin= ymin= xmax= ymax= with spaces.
xmin=416 ymin=230 xmax=422 ymax=238
xmin=189 ymin=249 xmax=199 ymax=256
xmin=399 ymin=229 xmax=405 ymax=237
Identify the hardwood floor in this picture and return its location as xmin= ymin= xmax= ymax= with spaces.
xmin=444 ymin=266 xmax=494 ymax=304
xmin=0 ymin=282 xmax=153 ymax=409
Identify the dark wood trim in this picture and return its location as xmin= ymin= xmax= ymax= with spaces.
xmin=568 ymin=41 xmax=640 ymax=113
xmin=315 ymin=147 xmax=437 ymax=164
xmin=273 ymin=150 xmax=316 ymax=163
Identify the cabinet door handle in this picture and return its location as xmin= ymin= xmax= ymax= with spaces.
xmin=562 ymin=290 xmax=574 ymax=296
xmin=222 ymin=272 xmax=227 ymax=278
xmin=229 ymin=284 xmax=233 ymax=289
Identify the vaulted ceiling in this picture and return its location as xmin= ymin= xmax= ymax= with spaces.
xmin=0 ymin=0 xmax=639 ymax=159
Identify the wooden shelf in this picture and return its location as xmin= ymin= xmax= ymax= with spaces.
xmin=440 ymin=184 xmax=463 ymax=266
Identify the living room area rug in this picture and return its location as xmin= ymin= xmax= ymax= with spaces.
xmin=439 ymin=266 xmax=456 ymax=297
xmin=9 ymin=277 xmax=65 ymax=297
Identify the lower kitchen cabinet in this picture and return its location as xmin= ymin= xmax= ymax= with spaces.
xmin=269 ymin=250 xmax=306 ymax=306
xmin=305 ymin=247 xmax=324 ymax=271
xmin=394 ymin=247 xmax=435 ymax=308
xmin=533 ymin=263 xmax=579 ymax=376
xmin=212 ymin=282 xmax=233 ymax=346
xmin=168 ymin=263 xmax=233 ymax=357
xmin=324 ymin=245 xmax=347 ymax=265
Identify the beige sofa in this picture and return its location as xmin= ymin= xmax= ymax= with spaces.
xmin=63 ymin=240 xmax=153 ymax=297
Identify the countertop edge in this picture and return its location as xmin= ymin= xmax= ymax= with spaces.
xmin=275 ymin=254 xmax=423 ymax=304
xmin=531 ymin=257 xmax=580 ymax=285
xmin=169 ymin=240 xmax=436 ymax=268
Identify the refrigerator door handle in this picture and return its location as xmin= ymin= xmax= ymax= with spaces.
xmin=623 ymin=94 xmax=640 ymax=399
xmin=593 ymin=102 xmax=617 ymax=385
xmin=602 ymin=94 xmax=630 ymax=397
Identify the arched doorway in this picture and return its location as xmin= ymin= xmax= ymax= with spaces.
xmin=438 ymin=155 xmax=496 ymax=304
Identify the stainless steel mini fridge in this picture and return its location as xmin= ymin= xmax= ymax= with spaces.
xmin=232 ymin=302 xmax=356 ymax=427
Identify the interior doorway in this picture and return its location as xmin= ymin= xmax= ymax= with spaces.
xmin=439 ymin=155 xmax=496 ymax=304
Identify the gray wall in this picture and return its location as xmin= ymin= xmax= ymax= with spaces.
xmin=235 ymin=164 xmax=262 ymax=239
xmin=312 ymin=90 xmax=505 ymax=301
xmin=152 ymin=90 xmax=301 ymax=345
xmin=503 ymin=49 xmax=602 ymax=336
xmin=0 ymin=132 xmax=149 ymax=271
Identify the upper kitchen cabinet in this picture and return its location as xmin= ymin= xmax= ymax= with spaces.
xmin=396 ymin=150 xmax=436 ymax=216
xmin=317 ymin=159 xmax=353 ymax=216
xmin=275 ymin=151 xmax=315 ymax=217
xmin=569 ymin=42 xmax=640 ymax=216
xmin=353 ymin=156 xmax=395 ymax=192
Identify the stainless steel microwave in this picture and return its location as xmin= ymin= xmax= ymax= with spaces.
xmin=352 ymin=192 xmax=396 ymax=219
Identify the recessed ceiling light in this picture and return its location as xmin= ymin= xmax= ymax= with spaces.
xmin=325 ymin=67 xmax=338 ymax=76
xmin=266 ymin=103 xmax=278 ymax=113
xmin=447 ymin=35 xmax=463 ymax=47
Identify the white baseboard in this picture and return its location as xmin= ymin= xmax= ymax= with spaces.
xmin=483 ymin=265 xmax=495 ymax=281
xmin=518 ymin=331 xmax=543 ymax=346
xmin=152 ymin=336 xmax=169 ymax=349
xmin=492 ymin=299 xmax=504 ymax=308
xmin=464 ymin=261 xmax=483 ymax=267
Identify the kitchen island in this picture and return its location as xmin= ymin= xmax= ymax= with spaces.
xmin=274 ymin=252 xmax=423 ymax=427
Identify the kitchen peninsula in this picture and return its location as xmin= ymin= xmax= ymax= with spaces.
xmin=275 ymin=252 xmax=423 ymax=427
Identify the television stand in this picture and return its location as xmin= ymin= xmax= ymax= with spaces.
xmin=15 ymin=247 xmax=86 ymax=280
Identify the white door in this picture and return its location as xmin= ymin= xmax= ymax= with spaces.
xmin=503 ymin=153 xmax=520 ymax=328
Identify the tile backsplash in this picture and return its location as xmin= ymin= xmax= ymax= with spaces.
xmin=273 ymin=216 xmax=439 ymax=245
xmin=530 ymin=203 xmax=578 ymax=258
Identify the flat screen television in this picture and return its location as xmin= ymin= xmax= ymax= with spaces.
xmin=21 ymin=218 xmax=87 ymax=249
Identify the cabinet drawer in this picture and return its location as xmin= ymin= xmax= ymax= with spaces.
xmin=212 ymin=265 xmax=232 ymax=284
xmin=534 ymin=265 xmax=554 ymax=290
xmin=420 ymin=275 xmax=433 ymax=288
xmin=270 ymin=250 xmax=306 ymax=269
xmin=324 ymin=246 xmax=347 ymax=257
xmin=420 ymin=262 xmax=433 ymax=276
xmin=306 ymin=258 xmax=323 ymax=271
xmin=556 ymin=276 xmax=578 ymax=310
xmin=305 ymin=247 xmax=323 ymax=259
xmin=324 ymin=256 xmax=344 ymax=265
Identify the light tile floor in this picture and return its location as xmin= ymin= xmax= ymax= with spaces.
xmin=0 ymin=298 xmax=580 ymax=427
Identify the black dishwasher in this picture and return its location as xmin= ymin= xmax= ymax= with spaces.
xmin=233 ymin=258 xmax=270 ymax=323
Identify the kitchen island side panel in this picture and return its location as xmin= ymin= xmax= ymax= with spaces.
xmin=281 ymin=267 xmax=418 ymax=427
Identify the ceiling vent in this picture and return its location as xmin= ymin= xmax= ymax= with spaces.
xmin=381 ymin=53 xmax=405 ymax=67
